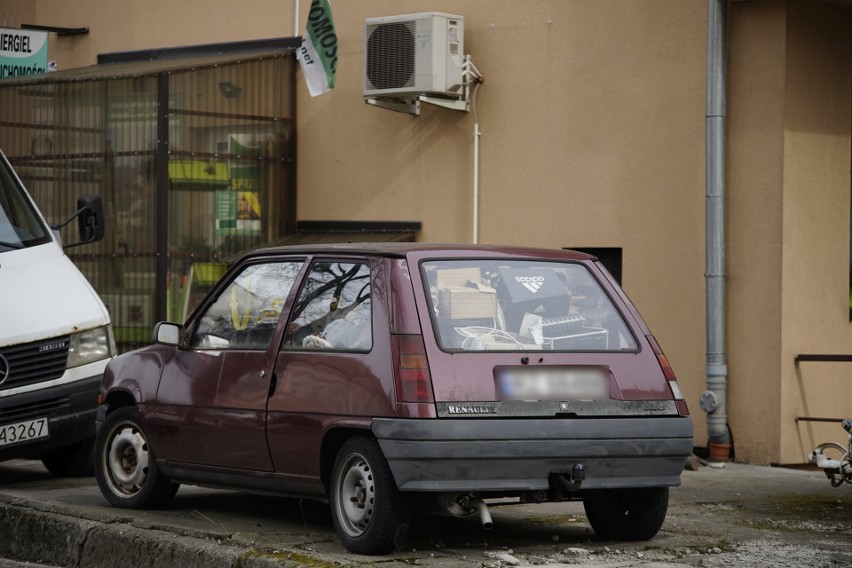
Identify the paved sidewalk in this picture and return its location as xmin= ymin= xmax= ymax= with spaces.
xmin=0 ymin=459 xmax=850 ymax=567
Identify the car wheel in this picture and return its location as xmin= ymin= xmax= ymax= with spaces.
xmin=329 ymin=436 xmax=410 ymax=554
xmin=41 ymin=438 xmax=95 ymax=477
xmin=583 ymin=487 xmax=669 ymax=541
xmin=94 ymin=406 xmax=179 ymax=509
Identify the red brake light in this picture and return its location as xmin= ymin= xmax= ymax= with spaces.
xmin=646 ymin=335 xmax=689 ymax=416
xmin=392 ymin=334 xmax=434 ymax=403
xmin=647 ymin=335 xmax=676 ymax=381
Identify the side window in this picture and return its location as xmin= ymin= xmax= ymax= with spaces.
xmin=190 ymin=261 xmax=303 ymax=350
xmin=283 ymin=261 xmax=372 ymax=351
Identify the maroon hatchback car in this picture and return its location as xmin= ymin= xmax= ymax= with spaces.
xmin=94 ymin=243 xmax=693 ymax=554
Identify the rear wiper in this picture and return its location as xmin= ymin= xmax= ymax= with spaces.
xmin=0 ymin=240 xmax=24 ymax=250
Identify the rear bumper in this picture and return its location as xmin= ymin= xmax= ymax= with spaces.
xmin=372 ymin=416 xmax=694 ymax=492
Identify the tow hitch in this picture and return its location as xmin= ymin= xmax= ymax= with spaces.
xmin=549 ymin=464 xmax=586 ymax=499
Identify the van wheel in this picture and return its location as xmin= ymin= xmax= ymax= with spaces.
xmin=583 ymin=487 xmax=668 ymax=541
xmin=94 ymin=407 xmax=179 ymax=509
xmin=41 ymin=438 xmax=95 ymax=477
xmin=329 ymin=436 xmax=410 ymax=554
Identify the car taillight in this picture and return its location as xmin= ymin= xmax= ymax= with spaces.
xmin=392 ymin=334 xmax=434 ymax=403
xmin=646 ymin=335 xmax=689 ymax=416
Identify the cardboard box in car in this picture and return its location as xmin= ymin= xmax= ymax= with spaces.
xmin=438 ymin=283 xmax=497 ymax=320
xmin=435 ymin=267 xmax=484 ymax=289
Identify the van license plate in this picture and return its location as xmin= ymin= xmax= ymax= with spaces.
xmin=0 ymin=417 xmax=49 ymax=448
xmin=496 ymin=366 xmax=608 ymax=401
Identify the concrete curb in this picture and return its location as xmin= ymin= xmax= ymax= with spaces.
xmin=0 ymin=503 xmax=301 ymax=568
xmin=2 ymin=460 xmax=850 ymax=568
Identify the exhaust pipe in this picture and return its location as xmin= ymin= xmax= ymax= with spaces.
xmin=476 ymin=499 xmax=493 ymax=530
xmin=442 ymin=493 xmax=493 ymax=529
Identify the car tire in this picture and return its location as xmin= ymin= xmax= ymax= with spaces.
xmin=329 ymin=436 xmax=410 ymax=554
xmin=583 ymin=487 xmax=669 ymax=541
xmin=94 ymin=406 xmax=179 ymax=509
xmin=41 ymin=438 xmax=95 ymax=477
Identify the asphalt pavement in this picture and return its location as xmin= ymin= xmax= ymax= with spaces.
xmin=0 ymin=458 xmax=850 ymax=567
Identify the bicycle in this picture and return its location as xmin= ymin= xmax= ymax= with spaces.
xmin=809 ymin=418 xmax=852 ymax=487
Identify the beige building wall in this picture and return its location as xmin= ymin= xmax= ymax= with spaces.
xmin=728 ymin=0 xmax=852 ymax=464
xmin=780 ymin=0 xmax=852 ymax=463
xmin=726 ymin=0 xmax=787 ymax=465
xmin=9 ymin=0 xmax=851 ymax=463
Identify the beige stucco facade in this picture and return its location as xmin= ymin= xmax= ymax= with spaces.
xmin=727 ymin=0 xmax=852 ymax=463
xmin=2 ymin=0 xmax=850 ymax=464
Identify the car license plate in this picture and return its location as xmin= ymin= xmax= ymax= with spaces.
xmin=0 ymin=417 xmax=49 ymax=448
xmin=495 ymin=366 xmax=609 ymax=401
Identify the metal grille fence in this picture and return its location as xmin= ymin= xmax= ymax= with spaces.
xmin=0 ymin=49 xmax=296 ymax=352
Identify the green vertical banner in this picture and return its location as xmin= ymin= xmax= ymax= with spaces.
xmin=0 ymin=28 xmax=48 ymax=78
xmin=297 ymin=0 xmax=338 ymax=96
xmin=214 ymin=135 xmax=261 ymax=236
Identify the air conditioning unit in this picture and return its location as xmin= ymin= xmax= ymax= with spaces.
xmin=364 ymin=12 xmax=464 ymax=99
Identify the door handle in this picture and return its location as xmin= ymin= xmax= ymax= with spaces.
xmin=268 ymin=372 xmax=278 ymax=397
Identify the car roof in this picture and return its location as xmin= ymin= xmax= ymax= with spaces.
xmin=245 ymin=242 xmax=597 ymax=261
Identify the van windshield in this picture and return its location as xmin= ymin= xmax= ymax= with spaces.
xmin=0 ymin=156 xmax=51 ymax=251
xmin=421 ymin=259 xmax=638 ymax=352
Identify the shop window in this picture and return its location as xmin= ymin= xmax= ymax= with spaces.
xmin=0 ymin=45 xmax=297 ymax=353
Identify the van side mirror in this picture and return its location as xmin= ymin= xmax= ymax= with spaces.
xmin=76 ymin=194 xmax=105 ymax=244
xmin=51 ymin=194 xmax=106 ymax=248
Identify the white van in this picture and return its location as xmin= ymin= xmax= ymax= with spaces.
xmin=0 ymin=149 xmax=115 ymax=476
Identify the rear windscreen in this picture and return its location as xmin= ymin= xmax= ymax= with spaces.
xmin=421 ymin=260 xmax=638 ymax=352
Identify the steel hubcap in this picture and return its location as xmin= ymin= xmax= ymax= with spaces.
xmin=337 ymin=454 xmax=375 ymax=536
xmin=106 ymin=424 xmax=150 ymax=496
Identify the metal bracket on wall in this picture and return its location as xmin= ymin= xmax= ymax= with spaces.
xmin=21 ymin=24 xmax=89 ymax=36
xmin=364 ymin=93 xmax=469 ymax=116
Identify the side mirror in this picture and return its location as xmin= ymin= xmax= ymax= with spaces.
xmin=51 ymin=194 xmax=106 ymax=248
xmin=153 ymin=322 xmax=182 ymax=346
xmin=76 ymin=194 xmax=105 ymax=244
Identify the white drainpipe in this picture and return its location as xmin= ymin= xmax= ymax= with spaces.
xmin=294 ymin=0 xmax=300 ymax=37
xmin=471 ymin=80 xmax=483 ymax=244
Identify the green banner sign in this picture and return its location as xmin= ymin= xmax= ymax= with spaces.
xmin=0 ymin=28 xmax=48 ymax=79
